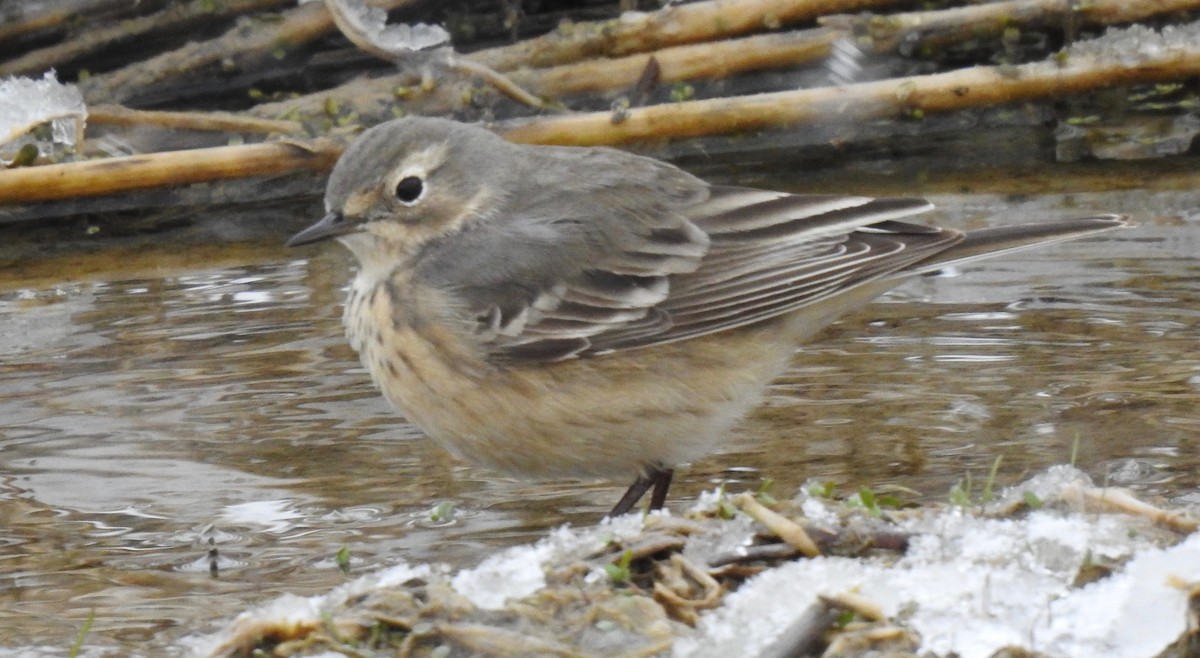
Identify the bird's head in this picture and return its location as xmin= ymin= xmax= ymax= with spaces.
xmin=287 ymin=117 xmax=508 ymax=270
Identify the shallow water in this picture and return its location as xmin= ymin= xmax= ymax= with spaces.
xmin=1 ymin=181 xmax=1197 ymax=654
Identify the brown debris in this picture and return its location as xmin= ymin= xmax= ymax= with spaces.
xmin=651 ymin=554 xmax=724 ymax=625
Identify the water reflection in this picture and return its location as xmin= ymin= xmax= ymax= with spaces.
xmin=0 ymin=191 xmax=1196 ymax=652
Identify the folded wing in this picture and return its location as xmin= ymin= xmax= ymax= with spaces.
xmin=415 ymin=180 xmax=970 ymax=363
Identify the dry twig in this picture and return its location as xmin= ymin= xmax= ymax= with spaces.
xmin=733 ymin=493 xmax=821 ymax=557
xmin=0 ymin=140 xmax=340 ymax=204
xmin=1063 ymin=483 xmax=1199 ymax=534
xmin=819 ymin=591 xmax=885 ymax=622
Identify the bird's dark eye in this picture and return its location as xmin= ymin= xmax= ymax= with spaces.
xmin=394 ymin=176 xmax=424 ymax=204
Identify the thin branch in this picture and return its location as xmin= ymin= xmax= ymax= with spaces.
xmin=446 ymin=58 xmax=559 ymax=111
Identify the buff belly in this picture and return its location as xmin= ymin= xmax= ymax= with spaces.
xmin=343 ymin=278 xmax=803 ymax=480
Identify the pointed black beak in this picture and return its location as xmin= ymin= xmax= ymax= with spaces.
xmin=286 ymin=211 xmax=350 ymax=247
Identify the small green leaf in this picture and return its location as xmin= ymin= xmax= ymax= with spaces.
xmin=10 ymin=143 xmax=38 ymax=167
xmin=669 ymin=82 xmax=694 ymax=103
xmin=605 ymin=549 xmax=633 ymax=584
xmin=715 ymin=483 xmax=737 ymax=519
xmin=856 ymin=487 xmax=874 ymax=507
xmin=808 ymin=481 xmax=835 ymax=498
xmin=755 ymin=478 xmax=778 ymax=505
xmin=603 ymin=564 xmax=628 ymax=583
xmin=68 ymin=609 xmax=95 ymax=658
xmin=876 ymin=494 xmax=904 ymax=509
xmin=982 ymin=455 xmax=1003 ymax=503
xmin=949 ymin=481 xmax=971 ymax=507
xmin=335 ymin=545 xmax=351 ymax=574
xmin=856 ymin=487 xmax=883 ymax=517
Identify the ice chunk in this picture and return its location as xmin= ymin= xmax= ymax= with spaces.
xmin=1043 ymin=531 xmax=1200 ymax=657
xmin=1067 ymin=21 xmax=1200 ymax=66
xmin=0 ymin=71 xmax=86 ymax=164
xmin=677 ymin=473 xmax=1199 ymax=658
xmin=451 ymin=541 xmax=555 ymax=610
xmin=324 ymin=0 xmax=450 ymax=56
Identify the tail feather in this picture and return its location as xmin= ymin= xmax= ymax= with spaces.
xmin=898 ymin=214 xmax=1132 ymax=276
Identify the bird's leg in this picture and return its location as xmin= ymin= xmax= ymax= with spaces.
xmin=609 ymin=472 xmax=655 ymax=517
xmin=609 ymin=466 xmax=674 ymax=517
xmin=648 ymin=468 xmax=674 ymax=511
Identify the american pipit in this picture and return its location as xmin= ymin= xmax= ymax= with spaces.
xmin=288 ymin=117 xmax=1129 ymax=516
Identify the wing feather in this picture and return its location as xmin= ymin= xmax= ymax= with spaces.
xmin=417 ymin=176 xmax=956 ymax=363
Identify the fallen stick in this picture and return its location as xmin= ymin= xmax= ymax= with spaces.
xmin=0 ymin=140 xmax=340 ymax=205
xmin=497 ymin=23 xmax=1200 ymax=146
xmin=827 ymin=0 xmax=1200 ymax=54
xmin=470 ymin=0 xmax=905 ymax=71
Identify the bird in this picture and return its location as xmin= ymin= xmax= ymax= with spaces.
xmin=287 ymin=116 xmax=1129 ymax=516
